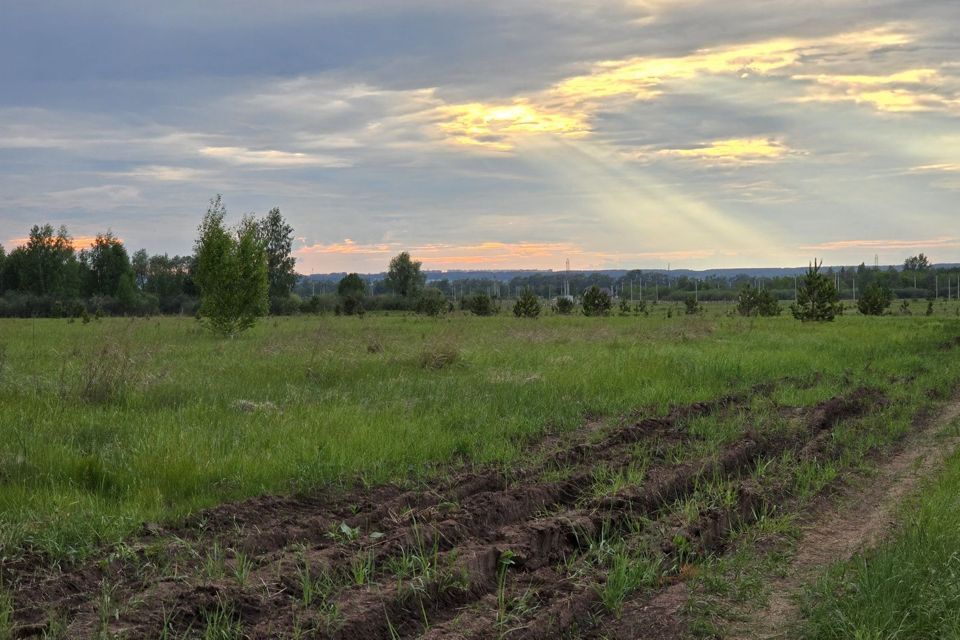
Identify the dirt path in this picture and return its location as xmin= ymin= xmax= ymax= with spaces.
xmin=731 ymin=396 xmax=960 ymax=640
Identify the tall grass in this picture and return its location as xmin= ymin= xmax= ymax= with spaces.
xmin=0 ymin=311 xmax=958 ymax=560
xmin=800 ymin=449 xmax=960 ymax=639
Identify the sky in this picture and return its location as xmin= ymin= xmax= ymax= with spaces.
xmin=1 ymin=0 xmax=959 ymax=273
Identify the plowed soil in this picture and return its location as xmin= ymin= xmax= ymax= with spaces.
xmin=6 ymin=382 xmax=911 ymax=639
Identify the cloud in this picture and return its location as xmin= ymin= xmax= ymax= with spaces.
xmin=10 ymin=185 xmax=142 ymax=210
xmin=434 ymin=26 xmax=927 ymax=149
xmin=436 ymin=101 xmax=590 ymax=152
xmin=911 ymin=163 xmax=960 ymax=173
xmin=297 ymin=239 xmax=395 ymax=256
xmin=800 ymin=237 xmax=960 ymax=251
xmin=198 ymin=146 xmax=352 ymax=168
xmin=115 ymin=165 xmax=211 ymax=182
xmin=654 ymin=137 xmax=795 ymax=164
xmin=793 ymin=68 xmax=960 ymax=112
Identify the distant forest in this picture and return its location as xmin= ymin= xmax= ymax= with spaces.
xmin=2 ymin=214 xmax=959 ymax=318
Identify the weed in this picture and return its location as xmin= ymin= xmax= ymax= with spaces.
xmin=0 ymin=585 xmax=11 ymax=640
xmin=201 ymin=596 xmax=243 ymax=640
xmin=97 ymin=579 xmax=119 ymax=638
xmin=596 ymin=546 xmax=662 ymax=617
xmin=231 ymin=550 xmax=253 ymax=587
xmin=350 ymin=550 xmax=374 ymax=586
xmin=204 ymin=541 xmax=227 ymax=580
xmin=495 ymin=550 xmax=517 ymax=637
xmin=75 ymin=338 xmax=144 ymax=404
xmin=418 ymin=340 xmax=460 ymax=369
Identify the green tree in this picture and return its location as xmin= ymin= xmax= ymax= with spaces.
xmin=337 ymin=273 xmax=367 ymax=298
xmin=513 ymin=288 xmax=541 ymax=318
xmin=416 ymin=287 xmax=448 ymax=316
xmin=194 ymin=196 xmax=268 ymax=335
xmin=857 ymin=283 xmax=893 ymax=316
xmin=903 ymin=254 xmax=930 ymax=271
xmin=555 ymin=296 xmax=575 ymax=315
xmin=582 ymin=286 xmax=612 ymax=316
xmin=684 ymin=297 xmax=702 ymax=315
xmin=258 ymin=207 xmax=297 ymax=298
xmin=15 ymin=224 xmax=83 ymax=297
xmin=385 ymin=252 xmax=425 ymax=297
xmin=83 ymin=232 xmax=134 ymax=297
xmin=0 ymin=244 xmax=5 ymax=293
xmin=792 ymin=259 xmax=839 ymax=322
xmin=466 ymin=292 xmax=496 ymax=316
xmin=737 ymin=285 xmax=781 ymax=317
xmin=115 ymin=271 xmax=138 ymax=312
xmin=131 ymin=249 xmax=149 ymax=289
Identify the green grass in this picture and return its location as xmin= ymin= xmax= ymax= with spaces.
xmin=1 ymin=309 xmax=959 ymax=561
xmin=800 ymin=447 xmax=960 ymax=639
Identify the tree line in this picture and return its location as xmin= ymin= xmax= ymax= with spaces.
xmin=0 ymin=197 xmax=298 ymax=323
xmin=2 ymin=195 xmax=959 ymax=328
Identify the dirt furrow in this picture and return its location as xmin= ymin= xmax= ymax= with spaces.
xmin=12 ymin=393 xmax=750 ymax=639
xmin=408 ymin=389 xmax=879 ymax=640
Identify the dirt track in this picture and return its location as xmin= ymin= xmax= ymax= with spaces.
xmin=5 ymin=382 xmax=918 ymax=639
xmin=729 ymin=396 xmax=960 ymax=639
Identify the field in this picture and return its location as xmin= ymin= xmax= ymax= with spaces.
xmin=2 ymin=305 xmax=960 ymax=638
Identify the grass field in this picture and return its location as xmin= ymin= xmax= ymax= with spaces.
xmin=3 ymin=305 xmax=960 ymax=637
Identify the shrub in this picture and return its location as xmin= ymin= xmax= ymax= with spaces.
xmin=513 ymin=288 xmax=541 ymax=318
xmin=73 ymin=339 xmax=143 ymax=404
xmin=466 ymin=293 xmax=497 ymax=316
xmin=684 ymin=297 xmax=702 ymax=315
xmin=416 ymin=287 xmax=448 ymax=317
xmin=300 ymin=294 xmax=336 ymax=314
xmin=618 ymin=297 xmax=631 ymax=316
xmin=270 ymin=294 xmax=301 ymax=316
xmin=337 ymin=273 xmax=367 ymax=298
xmin=737 ymin=285 xmax=781 ymax=317
xmin=555 ymin=296 xmax=575 ymax=315
xmin=419 ymin=341 xmax=460 ymax=369
xmin=341 ymin=295 xmax=365 ymax=317
xmin=791 ymin=260 xmax=839 ymax=322
xmin=857 ymin=283 xmax=893 ymax=316
xmin=582 ymin=286 xmax=612 ymax=316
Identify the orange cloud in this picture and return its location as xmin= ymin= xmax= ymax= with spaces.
xmin=297 ymin=239 xmax=394 ymax=255
xmin=5 ymin=234 xmax=107 ymax=250
xmin=294 ymin=239 xmax=715 ymax=271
